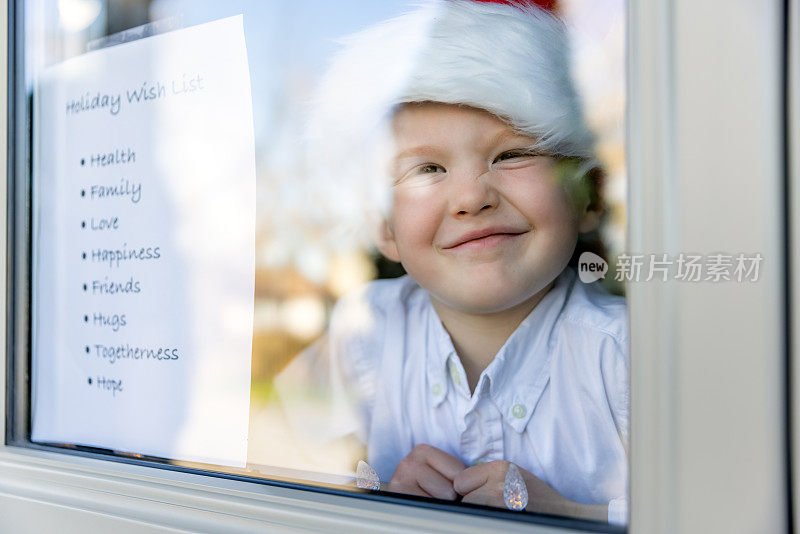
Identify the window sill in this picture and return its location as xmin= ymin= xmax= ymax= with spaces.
xmin=0 ymin=445 xmax=592 ymax=533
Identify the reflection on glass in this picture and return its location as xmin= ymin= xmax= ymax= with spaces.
xmin=29 ymin=0 xmax=627 ymax=526
xmin=274 ymin=0 xmax=628 ymax=525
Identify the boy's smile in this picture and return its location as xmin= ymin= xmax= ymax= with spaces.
xmin=378 ymin=102 xmax=597 ymax=317
xmin=441 ymin=225 xmax=530 ymax=252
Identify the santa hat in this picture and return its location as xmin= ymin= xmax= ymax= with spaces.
xmin=465 ymin=0 xmax=558 ymax=14
xmin=304 ymin=0 xmax=594 ymax=241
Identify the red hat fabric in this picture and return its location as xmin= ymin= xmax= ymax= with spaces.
xmin=467 ymin=0 xmax=557 ymax=11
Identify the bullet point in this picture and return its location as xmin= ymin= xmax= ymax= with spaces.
xmin=84 ymin=315 xmax=88 ymax=322
xmin=82 ymin=283 xmax=87 ymax=291
xmin=81 ymin=158 xmax=85 ymax=166
xmin=81 ymin=252 xmax=86 ymax=260
xmin=81 ymin=221 xmax=86 ymax=228
xmin=87 ymin=377 xmax=92 ymax=385
xmin=85 ymin=346 xmax=90 ymax=353
xmin=80 ymin=189 xmax=85 ymax=197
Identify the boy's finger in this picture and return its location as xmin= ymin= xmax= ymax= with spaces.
xmin=461 ymin=486 xmax=504 ymax=508
xmin=387 ymin=478 xmax=430 ymax=498
xmin=416 ymin=464 xmax=459 ymax=500
xmin=413 ymin=444 xmax=465 ymax=481
xmin=453 ymin=464 xmax=490 ymax=496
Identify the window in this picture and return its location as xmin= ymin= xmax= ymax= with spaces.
xmin=1 ymin=0 xmax=789 ymax=532
xmin=9 ymin=1 xmax=629 ymax=528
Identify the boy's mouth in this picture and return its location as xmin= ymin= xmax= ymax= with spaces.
xmin=442 ymin=226 xmax=529 ymax=250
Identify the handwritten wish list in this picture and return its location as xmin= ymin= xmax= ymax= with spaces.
xmin=65 ymin=73 xmax=205 ymax=116
xmin=32 ymin=16 xmax=255 ymax=468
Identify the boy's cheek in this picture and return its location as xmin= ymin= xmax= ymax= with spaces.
xmin=511 ymin=192 xmax=576 ymax=230
xmin=392 ymin=183 xmax=442 ymax=208
xmin=392 ymin=197 xmax=442 ymax=238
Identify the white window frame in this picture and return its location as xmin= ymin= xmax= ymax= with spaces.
xmin=629 ymin=0 xmax=788 ymax=532
xmin=791 ymin=0 xmax=800 ymax=530
xmin=0 ymin=0 xmax=790 ymax=531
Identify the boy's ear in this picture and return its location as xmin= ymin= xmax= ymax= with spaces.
xmin=578 ymin=204 xmax=603 ymax=233
xmin=575 ymin=165 xmax=604 ymax=234
xmin=375 ymin=219 xmax=401 ymax=263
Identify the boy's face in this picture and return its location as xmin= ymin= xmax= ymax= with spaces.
xmin=377 ymin=103 xmax=598 ymax=315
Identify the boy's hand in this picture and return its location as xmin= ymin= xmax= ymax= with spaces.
xmin=453 ymin=461 xmax=608 ymax=521
xmin=387 ymin=444 xmax=466 ymax=500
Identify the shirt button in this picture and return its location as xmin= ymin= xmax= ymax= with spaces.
xmin=511 ymin=404 xmax=527 ymax=419
xmin=431 ymin=383 xmax=443 ymax=397
xmin=449 ymin=363 xmax=461 ymax=385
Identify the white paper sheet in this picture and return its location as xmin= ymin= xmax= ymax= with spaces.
xmin=31 ymin=15 xmax=255 ymax=468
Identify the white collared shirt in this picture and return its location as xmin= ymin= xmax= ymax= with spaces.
xmin=278 ymin=267 xmax=628 ymax=524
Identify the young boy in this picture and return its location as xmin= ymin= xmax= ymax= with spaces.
xmin=281 ymin=0 xmax=627 ymax=525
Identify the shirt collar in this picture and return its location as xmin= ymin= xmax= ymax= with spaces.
xmin=425 ymin=268 xmax=576 ymax=429
xmin=425 ymin=303 xmax=457 ymax=407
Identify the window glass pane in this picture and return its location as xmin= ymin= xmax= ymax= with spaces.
xmin=21 ymin=0 xmax=628 ymax=527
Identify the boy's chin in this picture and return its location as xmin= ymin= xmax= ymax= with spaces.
xmin=432 ymin=286 xmax=550 ymax=317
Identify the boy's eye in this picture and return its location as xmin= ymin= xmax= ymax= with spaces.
xmin=493 ymin=150 xmax=534 ymax=163
xmin=416 ymin=163 xmax=445 ymax=174
xmin=394 ymin=163 xmax=446 ymax=186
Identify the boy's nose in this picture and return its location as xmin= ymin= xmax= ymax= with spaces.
xmin=449 ymin=169 xmax=500 ymax=217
